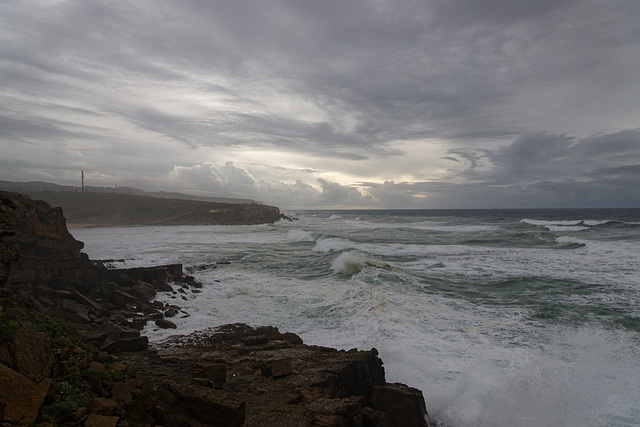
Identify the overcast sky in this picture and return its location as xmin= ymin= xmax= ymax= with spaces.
xmin=1 ymin=0 xmax=639 ymax=209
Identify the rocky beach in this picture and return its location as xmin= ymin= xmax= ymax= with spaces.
xmin=0 ymin=191 xmax=429 ymax=426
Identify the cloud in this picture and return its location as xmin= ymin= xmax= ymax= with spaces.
xmin=163 ymin=161 xmax=372 ymax=208
xmin=1 ymin=1 xmax=640 ymax=208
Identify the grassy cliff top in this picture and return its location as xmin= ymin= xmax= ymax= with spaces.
xmin=20 ymin=191 xmax=284 ymax=226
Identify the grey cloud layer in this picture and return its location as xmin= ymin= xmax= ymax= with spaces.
xmin=1 ymin=0 xmax=639 ymax=207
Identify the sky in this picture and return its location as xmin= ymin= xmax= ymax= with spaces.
xmin=1 ymin=0 xmax=639 ymax=209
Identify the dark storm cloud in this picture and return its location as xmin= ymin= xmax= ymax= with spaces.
xmin=402 ymin=128 xmax=640 ymax=207
xmin=1 ymin=0 xmax=639 ymax=207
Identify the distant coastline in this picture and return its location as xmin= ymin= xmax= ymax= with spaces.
xmin=0 ymin=182 xmax=288 ymax=226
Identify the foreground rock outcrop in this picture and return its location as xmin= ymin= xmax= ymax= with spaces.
xmin=0 ymin=191 xmax=430 ymax=426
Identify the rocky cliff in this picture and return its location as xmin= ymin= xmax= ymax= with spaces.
xmin=0 ymin=191 xmax=430 ymax=426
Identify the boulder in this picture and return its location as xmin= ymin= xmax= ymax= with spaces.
xmin=133 ymin=281 xmax=155 ymax=301
xmin=371 ymin=382 xmax=429 ymax=427
xmin=11 ymin=329 xmax=55 ymax=378
xmin=0 ymin=363 xmax=51 ymax=424
xmin=155 ymin=318 xmax=177 ymax=329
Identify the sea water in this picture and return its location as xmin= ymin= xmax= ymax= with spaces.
xmin=72 ymin=209 xmax=640 ymax=426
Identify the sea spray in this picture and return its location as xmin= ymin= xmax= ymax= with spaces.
xmin=331 ymin=251 xmax=366 ymax=275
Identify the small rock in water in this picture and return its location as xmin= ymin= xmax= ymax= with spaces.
xmin=155 ymin=319 xmax=177 ymax=329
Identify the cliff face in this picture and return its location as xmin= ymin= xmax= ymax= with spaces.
xmin=0 ymin=192 xmax=91 ymax=288
xmin=0 ymin=195 xmax=20 ymax=286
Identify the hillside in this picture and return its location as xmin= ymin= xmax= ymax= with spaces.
xmin=0 ymin=180 xmax=256 ymax=204
xmin=15 ymin=191 xmax=288 ymax=226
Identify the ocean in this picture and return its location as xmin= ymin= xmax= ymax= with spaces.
xmin=71 ymin=208 xmax=640 ymax=427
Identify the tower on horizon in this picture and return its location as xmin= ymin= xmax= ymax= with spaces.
xmin=81 ymin=170 xmax=84 ymax=192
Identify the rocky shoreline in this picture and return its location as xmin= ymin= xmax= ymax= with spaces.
xmin=0 ymin=191 xmax=430 ymax=426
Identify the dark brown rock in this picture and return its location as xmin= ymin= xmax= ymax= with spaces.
xmin=306 ymin=397 xmax=363 ymax=426
xmin=0 ymin=191 xmax=92 ymax=289
xmin=133 ymin=281 xmax=155 ymax=301
xmin=0 ymin=363 xmax=51 ymax=424
xmin=155 ymin=318 xmax=177 ymax=329
xmin=112 ymin=377 xmax=152 ymax=406
xmin=164 ymin=307 xmax=179 ymax=318
xmin=86 ymin=397 xmax=118 ymax=415
xmin=192 ymin=363 xmax=227 ymax=389
xmin=119 ymin=324 xmax=429 ymax=426
xmin=11 ymin=329 xmax=55 ymax=379
xmin=371 ymin=383 xmax=429 ymax=427
xmin=266 ymin=358 xmax=293 ymax=378
xmin=155 ymin=380 xmax=245 ymax=427
xmin=84 ymin=413 xmax=119 ymax=427
xmin=101 ymin=336 xmax=149 ymax=353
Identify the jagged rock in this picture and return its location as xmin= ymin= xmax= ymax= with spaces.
xmin=155 ymin=282 xmax=174 ymax=292
xmin=119 ymin=324 xmax=429 ymax=426
xmin=155 ymin=380 xmax=245 ymax=427
xmin=133 ymin=281 xmax=155 ymax=301
xmin=371 ymin=383 xmax=429 ymax=427
xmin=62 ymin=298 xmax=91 ymax=322
xmin=164 ymin=307 xmax=179 ymax=318
xmin=0 ymin=363 xmax=51 ymax=424
xmin=1 ymin=192 xmax=89 ymax=288
xmin=73 ymin=290 xmax=104 ymax=311
xmin=11 ymin=329 xmax=56 ymax=379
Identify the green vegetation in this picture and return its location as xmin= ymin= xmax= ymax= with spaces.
xmin=39 ymin=381 xmax=91 ymax=425
xmin=0 ymin=290 xmax=86 ymax=350
xmin=0 ymin=289 xmax=137 ymax=425
xmin=0 ymin=309 xmax=19 ymax=338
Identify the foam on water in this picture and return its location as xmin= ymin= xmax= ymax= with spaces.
xmin=146 ymin=265 xmax=640 ymax=427
xmin=286 ymin=229 xmax=316 ymax=242
xmin=72 ymin=208 xmax=640 ymax=427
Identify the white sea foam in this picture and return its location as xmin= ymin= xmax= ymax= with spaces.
xmin=545 ymin=225 xmax=590 ymax=232
xmin=73 ymin=210 xmax=640 ymax=427
xmin=312 ymin=237 xmax=356 ymax=253
xmin=521 ymin=218 xmax=583 ymax=226
xmin=521 ymin=218 xmax=613 ymax=231
xmin=286 ymin=229 xmax=316 ymax=242
xmin=331 ymin=251 xmax=367 ymax=275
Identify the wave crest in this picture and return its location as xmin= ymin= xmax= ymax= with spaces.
xmin=332 ymin=252 xmax=366 ymax=275
xmin=287 ymin=229 xmax=316 ymax=242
